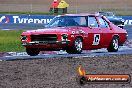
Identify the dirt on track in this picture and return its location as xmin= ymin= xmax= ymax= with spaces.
xmin=0 ymin=55 xmax=132 ymax=88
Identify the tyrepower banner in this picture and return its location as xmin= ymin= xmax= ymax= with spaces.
xmin=0 ymin=15 xmax=132 ymax=25
xmin=0 ymin=15 xmax=54 ymax=24
xmin=121 ymin=16 xmax=132 ymax=25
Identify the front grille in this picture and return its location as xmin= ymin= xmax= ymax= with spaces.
xmin=31 ymin=34 xmax=57 ymax=42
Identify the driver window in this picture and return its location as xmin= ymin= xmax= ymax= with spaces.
xmin=80 ymin=17 xmax=87 ymax=26
xmin=88 ymin=16 xmax=98 ymax=28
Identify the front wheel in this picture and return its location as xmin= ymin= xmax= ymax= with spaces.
xmin=26 ymin=48 xmax=40 ymax=56
xmin=107 ymin=37 xmax=119 ymax=52
xmin=66 ymin=37 xmax=83 ymax=54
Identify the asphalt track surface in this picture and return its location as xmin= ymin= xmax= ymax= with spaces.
xmin=0 ymin=25 xmax=132 ymax=61
xmin=125 ymin=25 xmax=132 ymax=40
xmin=0 ymin=46 xmax=131 ymax=61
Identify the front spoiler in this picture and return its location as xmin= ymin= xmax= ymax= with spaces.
xmin=22 ymin=40 xmax=70 ymax=46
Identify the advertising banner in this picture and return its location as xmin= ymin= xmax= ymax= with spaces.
xmin=0 ymin=15 xmax=132 ymax=25
xmin=121 ymin=16 xmax=132 ymax=25
xmin=0 ymin=15 xmax=54 ymax=24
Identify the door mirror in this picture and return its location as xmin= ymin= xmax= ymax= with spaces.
xmin=89 ymin=24 xmax=96 ymax=28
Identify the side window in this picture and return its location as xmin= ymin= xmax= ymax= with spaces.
xmin=80 ymin=17 xmax=87 ymax=26
xmin=88 ymin=17 xmax=98 ymax=28
xmin=104 ymin=19 xmax=110 ymax=28
xmin=98 ymin=17 xmax=109 ymax=28
xmin=74 ymin=16 xmax=87 ymax=27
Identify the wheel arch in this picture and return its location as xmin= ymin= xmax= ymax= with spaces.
xmin=113 ymin=34 xmax=119 ymax=39
xmin=75 ymin=36 xmax=83 ymax=41
xmin=112 ymin=34 xmax=120 ymax=43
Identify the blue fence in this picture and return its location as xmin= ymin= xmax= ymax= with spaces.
xmin=0 ymin=15 xmax=132 ymax=25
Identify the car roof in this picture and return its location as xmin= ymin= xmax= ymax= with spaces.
xmin=62 ymin=13 xmax=99 ymax=17
xmin=98 ymin=12 xmax=113 ymax=13
xmin=97 ymin=12 xmax=115 ymax=16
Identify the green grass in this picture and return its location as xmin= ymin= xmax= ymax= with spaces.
xmin=0 ymin=30 xmax=25 ymax=52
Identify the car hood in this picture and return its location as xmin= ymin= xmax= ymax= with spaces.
xmin=22 ymin=27 xmax=78 ymax=35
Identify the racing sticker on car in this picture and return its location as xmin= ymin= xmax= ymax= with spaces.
xmin=92 ymin=34 xmax=100 ymax=45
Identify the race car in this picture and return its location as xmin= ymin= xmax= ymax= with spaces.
xmin=96 ymin=12 xmax=125 ymax=29
xmin=21 ymin=13 xmax=127 ymax=56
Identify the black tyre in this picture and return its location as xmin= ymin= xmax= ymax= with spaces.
xmin=26 ymin=48 xmax=39 ymax=56
xmin=107 ymin=37 xmax=119 ymax=52
xmin=66 ymin=37 xmax=83 ymax=54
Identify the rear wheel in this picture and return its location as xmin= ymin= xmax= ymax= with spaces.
xmin=66 ymin=37 xmax=83 ymax=54
xmin=26 ymin=48 xmax=40 ymax=56
xmin=107 ymin=37 xmax=119 ymax=52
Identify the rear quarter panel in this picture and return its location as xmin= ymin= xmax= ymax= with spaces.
xmin=111 ymin=24 xmax=127 ymax=45
xmin=103 ymin=16 xmax=127 ymax=46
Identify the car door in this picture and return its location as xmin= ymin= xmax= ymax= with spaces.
xmin=86 ymin=16 xmax=102 ymax=49
xmin=97 ymin=17 xmax=113 ymax=48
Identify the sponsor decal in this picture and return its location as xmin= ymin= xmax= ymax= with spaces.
xmin=92 ymin=34 xmax=100 ymax=45
xmin=0 ymin=16 xmax=10 ymax=23
xmin=77 ymin=66 xmax=131 ymax=85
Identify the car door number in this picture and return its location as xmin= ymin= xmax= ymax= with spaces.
xmin=92 ymin=34 xmax=100 ymax=45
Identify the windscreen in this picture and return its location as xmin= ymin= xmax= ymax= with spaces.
xmin=46 ymin=16 xmax=87 ymax=28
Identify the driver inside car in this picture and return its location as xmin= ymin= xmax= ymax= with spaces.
xmin=58 ymin=18 xmax=78 ymax=27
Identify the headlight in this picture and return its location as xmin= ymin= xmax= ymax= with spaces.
xmin=21 ymin=35 xmax=27 ymax=41
xmin=61 ymin=34 xmax=68 ymax=41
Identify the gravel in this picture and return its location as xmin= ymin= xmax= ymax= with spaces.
xmin=0 ymin=55 xmax=132 ymax=88
xmin=124 ymin=39 xmax=132 ymax=48
xmin=0 ymin=39 xmax=132 ymax=88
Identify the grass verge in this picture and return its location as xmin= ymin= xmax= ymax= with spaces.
xmin=0 ymin=30 xmax=25 ymax=52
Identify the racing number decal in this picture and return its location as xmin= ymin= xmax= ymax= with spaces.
xmin=92 ymin=34 xmax=100 ymax=45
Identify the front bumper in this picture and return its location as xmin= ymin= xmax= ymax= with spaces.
xmin=22 ymin=40 xmax=70 ymax=46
